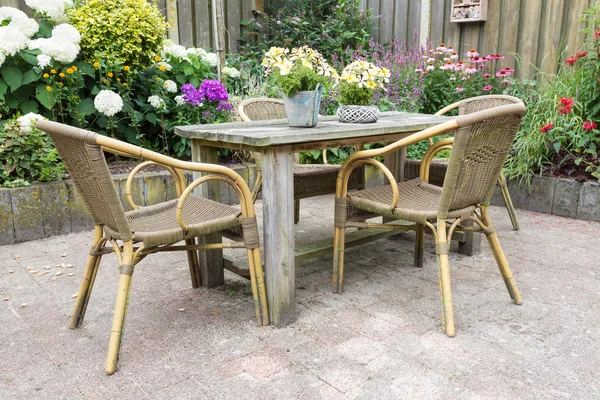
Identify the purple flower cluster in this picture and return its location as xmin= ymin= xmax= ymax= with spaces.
xmin=180 ymin=80 xmax=234 ymax=113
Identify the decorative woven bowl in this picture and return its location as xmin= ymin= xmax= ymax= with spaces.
xmin=337 ymin=105 xmax=380 ymax=123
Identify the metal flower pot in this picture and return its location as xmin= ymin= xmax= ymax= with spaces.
xmin=281 ymin=83 xmax=323 ymax=128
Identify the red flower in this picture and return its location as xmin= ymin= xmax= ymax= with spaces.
xmin=595 ymin=29 xmax=600 ymax=39
xmin=540 ymin=123 xmax=553 ymax=133
xmin=565 ymin=56 xmax=577 ymax=66
xmin=583 ymin=121 xmax=597 ymax=131
xmin=558 ymin=97 xmax=574 ymax=114
xmin=576 ymin=51 xmax=588 ymax=58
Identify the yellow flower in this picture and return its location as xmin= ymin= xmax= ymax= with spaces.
xmin=43 ymin=73 xmax=49 ymax=78
xmin=124 ymin=66 xmax=130 ymax=71
xmin=93 ymin=62 xmax=100 ymax=68
xmin=107 ymin=72 xmax=114 ymax=77
xmin=116 ymin=78 xmax=121 ymax=82
xmin=46 ymin=86 xmax=52 ymax=91
xmin=103 ymin=79 xmax=108 ymax=84
xmin=71 ymin=65 xmax=78 ymax=71
xmin=159 ymin=65 xmax=166 ymax=71
xmin=50 ymin=69 xmax=56 ymax=74
xmin=154 ymin=55 xmax=161 ymax=61
xmin=122 ymin=83 xmax=128 ymax=86
xmin=66 ymin=68 xmax=74 ymax=74
xmin=59 ymin=73 xmax=65 ymax=78
xmin=58 ymin=82 xmax=64 ymax=86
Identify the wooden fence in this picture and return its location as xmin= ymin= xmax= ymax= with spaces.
xmin=0 ymin=0 xmax=593 ymax=77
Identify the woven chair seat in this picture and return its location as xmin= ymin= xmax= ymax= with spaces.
xmin=294 ymin=163 xmax=363 ymax=198
xmin=105 ymin=195 xmax=241 ymax=247
xmin=348 ymin=178 xmax=476 ymax=224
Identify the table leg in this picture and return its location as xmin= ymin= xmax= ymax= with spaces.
xmin=190 ymin=140 xmax=224 ymax=287
xmin=262 ymin=145 xmax=296 ymax=327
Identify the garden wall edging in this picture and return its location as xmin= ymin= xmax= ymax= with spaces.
xmin=490 ymin=175 xmax=600 ymax=221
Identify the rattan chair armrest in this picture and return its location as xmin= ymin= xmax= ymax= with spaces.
xmin=337 ymin=158 xmax=399 ymax=210
xmin=419 ymin=138 xmax=454 ymax=183
xmin=435 ymin=101 xmax=461 ymax=116
xmin=125 ymin=161 xmax=186 ymax=210
xmin=176 ymin=175 xmax=242 ymax=233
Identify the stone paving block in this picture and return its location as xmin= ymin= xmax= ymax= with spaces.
xmin=507 ymin=175 xmax=555 ymax=213
xmin=577 ymin=180 xmax=600 ymax=221
xmin=552 ymin=178 xmax=582 ymax=218
xmin=0 ymin=189 xmax=15 ymax=245
xmin=10 ymin=186 xmax=44 ymax=242
xmin=143 ymin=173 xmax=168 ymax=206
xmin=39 ymin=181 xmax=71 ymax=237
xmin=65 ymin=180 xmax=93 ymax=232
xmin=117 ymin=174 xmax=144 ymax=212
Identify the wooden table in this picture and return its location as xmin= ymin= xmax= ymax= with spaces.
xmin=176 ymin=112 xmax=475 ymax=327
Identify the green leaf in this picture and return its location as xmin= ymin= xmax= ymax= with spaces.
xmin=574 ymin=157 xmax=582 ymax=166
xmin=1 ymin=65 xmax=23 ymax=92
xmin=0 ymin=78 xmax=7 ymax=100
xmin=183 ymin=63 xmax=195 ymax=76
xmin=78 ymin=98 xmax=96 ymax=115
xmin=36 ymin=84 xmax=55 ymax=110
xmin=20 ymin=100 xmax=39 ymax=114
xmin=22 ymin=69 xmax=41 ymax=85
xmin=553 ymin=141 xmax=561 ymax=154
xmin=175 ymin=73 xmax=186 ymax=84
xmin=38 ymin=19 xmax=53 ymax=37
xmin=146 ymin=112 xmax=158 ymax=124
xmin=75 ymin=61 xmax=95 ymax=77
xmin=18 ymin=50 xmax=40 ymax=66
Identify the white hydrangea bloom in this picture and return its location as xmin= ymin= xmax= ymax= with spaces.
xmin=52 ymin=24 xmax=80 ymax=44
xmin=163 ymin=80 xmax=177 ymax=93
xmin=0 ymin=52 xmax=5 ymax=67
xmin=37 ymin=54 xmax=51 ymax=69
xmin=148 ymin=95 xmax=166 ymax=110
xmin=204 ymin=52 xmax=218 ymax=67
xmin=25 ymin=0 xmax=73 ymax=23
xmin=163 ymin=42 xmax=189 ymax=61
xmin=174 ymin=95 xmax=185 ymax=106
xmin=156 ymin=61 xmax=172 ymax=71
xmin=0 ymin=26 xmax=29 ymax=56
xmin=222 ymin=66 xmax=240 ymax=78
xmin=94 ymin=90 xmax=123 ymax=117
xmin=17 ymin=113 xmax=45 ymax=134
xmin=30 ymin=38 xmax=79 ymax=63
xmin=0 ymin=7 xmax=38 ymax=38
xmin=188 ymin=47 xmax=207 ymax=59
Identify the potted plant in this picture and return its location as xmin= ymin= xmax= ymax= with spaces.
xmin=262 ymin=46 xmax=337 ymax=127
xmin=337 ymin=60 xmax=390 ymax=123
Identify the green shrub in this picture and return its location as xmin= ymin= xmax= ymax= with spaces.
xmin=0 ymin=117 xmax=66 ymax=187
xmin=68 ymin=0 xmax=168 ymax=70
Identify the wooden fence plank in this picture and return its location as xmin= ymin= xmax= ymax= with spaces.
xmin=177 ymin=0 xmax=194 ymax=47
xmin=195 ymin=0 xmax=212 ymax=49
xmin=407 ymin=0 xmax=422 ymax=45
xmin=394 ymin=0 xmax=410 ymax=44
xmin=369 ymin=0 xmax=382 ymax=42
xmin=563 ymin=0 xmax=589 ymax=56
xmin=379 ymin=0 xmax=395 ymax=43
xmin=226 ymin=0 xmax=241 ymax=52
xmin=444 ymin=0 xmax=461 ymax=51
xmin=429 ymin=0 xmax=446 ymax=47
xmin=518 ymin=0 xmax=544 ymax=77
xmin=498 ymin=0 xmax=520 ymax=72
xmin=481 ymin=0 xmax=502 ymax=57
xmin=538 ymin=0 xmax=566 ymax=75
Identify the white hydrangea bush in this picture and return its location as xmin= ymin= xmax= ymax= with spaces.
xmin=94 ymin=90 xmax=123 ymax=117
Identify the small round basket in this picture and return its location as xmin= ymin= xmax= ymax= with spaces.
xmin=336 ymin=105 xmax=380 ymax=123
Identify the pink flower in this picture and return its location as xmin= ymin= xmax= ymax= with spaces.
xmin=483 ymin=85 xmax=493 ymax=92
xmin=436 ymin=43 xmax=447 ymax=52
xmin=456 ymin=86 xmax=464 ymax=92
xmin=496 ymin=68 xmax=508 ymax=77
xmin=426 ymin=63 xmax=435 ymax=71
xmin=583 ymin=121 xmax=597 ymax=131
xmin=466 ymin=48 xmax=479 ymax=58
xmin=576 ymin=51 xmax=588 ymax=58
xmin=465 ymin=65 xmax=477 ymax=74
xmin=483 ymin=73 xmax=492 ymax=78
xmin=450 ymin=52 xmax=458 ymax=60
xmin=454 ymin=61 xmax=465 ymax=71
xmin=471 ymin=55 xmax=486 ymax=64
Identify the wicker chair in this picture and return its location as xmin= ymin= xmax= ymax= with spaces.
xmin=36 ymin=120 xmax=269 ymax=375
xmin=238 ymin=98 xmax=365 ymax=223
xmin=404 ymin=95 xmax=521 ymax=231
xmin=332 ymin=101 xmax=527 ymax=337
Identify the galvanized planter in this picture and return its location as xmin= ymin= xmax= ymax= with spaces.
xmin=337 ymin=105 xmax=380 ymax=123
xmin=281 ymin=84 xmax=323 ymax=128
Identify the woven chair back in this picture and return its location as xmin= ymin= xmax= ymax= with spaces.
xmin=437 ymin=102 xmax=526 ymax=217
xmin=238 ymin=98 xmax=286 ymax=122
xmin=36 ymin=121 xmax=133 ymax=240
xmin=458 ymin=94 xmax=522 ymax=115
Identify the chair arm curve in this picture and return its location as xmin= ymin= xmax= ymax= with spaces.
xmin=176 ymin=175 xmax=251 ymax=233
xmin=419 ymin=138 xmax=454 ymax=183
xmin=337 ymin=158 xmax=399 ymax=211
xmin=125 ymin=161 xmax=186 ymax=210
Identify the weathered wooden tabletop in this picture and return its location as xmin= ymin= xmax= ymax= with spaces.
xmin=175 ymin=112 xmax=450 ymax=149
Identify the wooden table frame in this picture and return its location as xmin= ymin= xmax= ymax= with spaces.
xmin=175 ymin=112 xmax=479 ymax=327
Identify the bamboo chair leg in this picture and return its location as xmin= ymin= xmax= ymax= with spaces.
xmin=251 ymin=171 xmax=263 ymax=204
xmin=497 ymin=173 xmax=519 ymax=230
xmin=435 ymin=219 xmax=455 ymax=337
xmin=332 ymin=227 xmax=346 ymax=293
xmin=185 ymin=238 xmax=202 ymax=288
xmin=294 ymin=199 xmax=300 ymax=224
xmin=485 ymin=230 xmax=522 ymax=305
xmin=247 ymin=248 xmax=269 ymax=326
xmin=70 ymin=225 xmax=104 ymax=329
xmin=105 ymin=242 xmax=135 ymax=375
xmin=414 ymin=224 xmax=425 ymax=268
